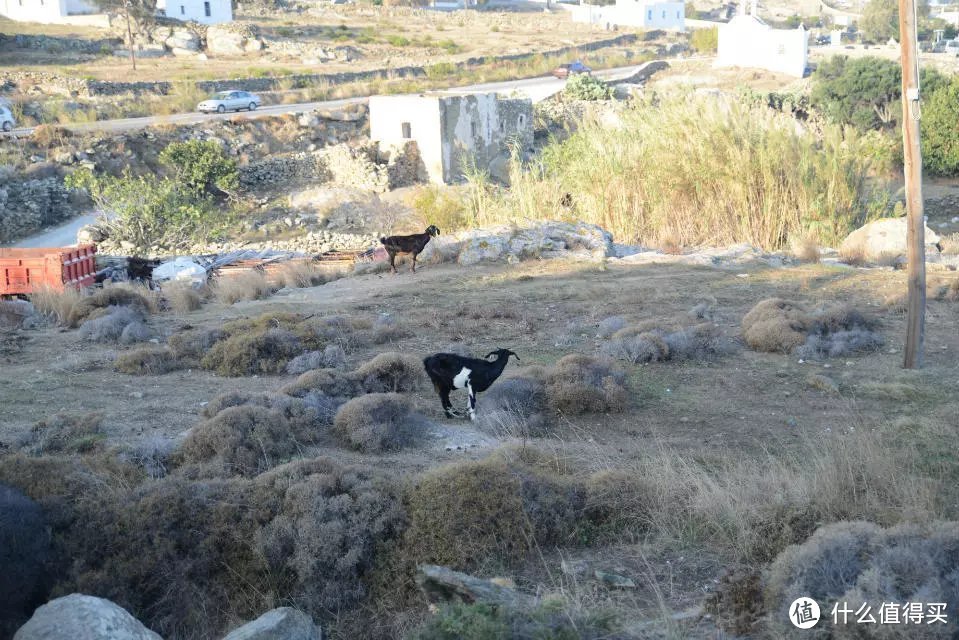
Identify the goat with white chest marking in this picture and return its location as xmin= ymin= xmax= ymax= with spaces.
xmin=423 ymin=348 xmax=519 ymax=420
xmin=379 ymin=225 xmax=440 ymax=274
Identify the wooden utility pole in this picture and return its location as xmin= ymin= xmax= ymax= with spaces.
xmin=124 ymin=0 xmax=137 ymax=72
xmin=899 ymin=0 xmax=925 ymax=369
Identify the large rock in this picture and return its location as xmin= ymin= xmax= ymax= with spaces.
xmin=457 ymin=228 xmax=511 ymax=265
xmin=165 ymin=29 xmax=199 ymax=52
xmin=221 ymin=608 xmax=320 ymax=640
xmin=14 ymin=594 xmax=161 ymax=640
xmin=206 ymin=26 xmax=247 ymax=55
xmin=840 ymin=217 xmax=941 ymax=263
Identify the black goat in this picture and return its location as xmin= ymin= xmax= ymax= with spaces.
xmin=423 ymin=348 xmax=519 ymax=420
xmin=379 ymin=225 xmax=440 ymax=274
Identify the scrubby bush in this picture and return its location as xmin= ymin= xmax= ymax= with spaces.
xmin=158 ymin=139 xmax=239 ymax=197
xmin=332 ymin=393 xmax=422 ymax=453
xmin=741 ymin=298 xmax=810 ymax=353
xmin=212 ymin=270 xmax=275 ymax=304
xmin=411 ymin=602 xmax=619 ymax=640
xmin=168 ymin=326 xmax=226 ymax=364
xmin=563 ymin=73 xmax=611 ymax=101
xmin=285 ymin=344 xmax=348 ymax=374
xmin=281 ymin=367 xmax=361 ymax=399
xmin=371 ymin=313 xmax=412 ymax=344
xmin=800 ymin=307 xmax=882 ymax=359
xmin=178 ymin=405 xmax=309 ymax=476
xmin=596 ymin=315 xmax=627 ymax=338
xmin=77 ymin=305 xmax=142 ymax=342
xmin=0 ymin=484 xmax=51 ymax=638
xmin=119 ymin=320 xmax=154 ymax=344
xmin=602 ymin=330 xmax=670 ymax=363
xmin=477 ymin=376 xmax=551 ymax=438
xmin=115 ymin=346 xmax=178 ymax=375
xmin=200 ymin=328 xmax=303 ymax=377
xmin=25 ymin=411 xmax=105 ymax=455
xmin=355 ymin=352 xmax=425 ymax=392
xmin=29 ymin=285 xmax=83 ymax=326
xmin=401 ymin=450 xmax=585 ymax=571
xmin=690 ymin=26 xmax=718 ymax=53
xmin=254 ymin=458 xmax=404 ymax=613
xmin=543 ymin=354 xmax=629 ymax=415
xmin=764 ymin=521 xmax=959 ymax=639
xmin=68 ymin=287 xmax=151 ymax=328
xmin=162 ymin=282 xmax=203 ymax=313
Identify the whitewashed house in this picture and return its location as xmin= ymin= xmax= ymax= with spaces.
xmin=570 ymin=0 xmax=685 ymax=31
xmin=370 ymin=92 xmax=533 ymax=185
xmin=0 ymin=0 xmax=107 ymax=25
xmin=716 ymin=0 xmax=807 ymax=77
xmin=156 ymin=0 xmax=231 ymax=24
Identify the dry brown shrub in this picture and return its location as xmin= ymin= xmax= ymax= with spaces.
xmin=29 ymin=285 xmax=83 ymax=326
xmin=332 ymin=393 xmax=422 ymax=453
xmin=275 ymin=261 xmax=327 ymax=289
xmin=26 ymin=412 xmax=105 ymax=455
xmin=544 ymin=354 xmax=629 ymax=415
xmin=162 ymin=282 xmax=203 ymax=313
xmin=178 ymin=405 xmax=308 ymax=476
xmin=67 ymin=287 xmax=152 ymax=328
xmin=740 ymin=298 xmax=810 ymax=353
xmin=212 ymin=270 xmax=274 ymax=304
xmin=790 ymin=234 xmax=821 ymax=263
xmin=200 ymin=328 xmax=303 ymax=377
xmin=280 ymin=367 xmax=361 ymax=399
xmin=704 ymin=569 xmax=763 ymax=635
xmin=609 ymin=320 xmax=664 ymax=340
xmin=354 ymin=352 xmax=425 ymax=393
xmin=115 ymin=346 xmax=178 ymax=375
xmin=31 ymin=124 xmax=69 ymax=148
xmin=167 ymin=326 xmax=226 ymax=363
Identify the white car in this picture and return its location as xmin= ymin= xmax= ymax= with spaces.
xmin=0 ymin=104 xmax=15 ymax=132
xmin=197 ymin=90 xmax=262 ymax=114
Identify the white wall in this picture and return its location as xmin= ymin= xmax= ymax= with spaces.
xmin=716 ymin=15 xmax=807 ymax=77
xmin=156 ymin=0 xmax=231 ymax=24
xmin=370 ymin=95 xmax=446 ymax=184
xmin=0 ymin=0 xmax=76 ymax=23
xmin=571 ymin=0 xmax=684 ymax=30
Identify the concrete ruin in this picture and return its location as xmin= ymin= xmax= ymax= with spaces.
xmin=716 ymin=0 xmax=808 ymax=78
xmin=369 ymin=92 xmax=534 ymax=185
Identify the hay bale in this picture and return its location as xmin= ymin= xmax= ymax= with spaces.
xmin=332 ymin=393 xmax=422 ymax=453
xmin=741 ymin=299 xmax=810 ymax=353
xmin=354 ymin=352 xmax=425 ymax=393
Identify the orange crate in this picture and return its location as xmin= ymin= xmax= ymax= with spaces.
xmin=0 ymin=245 xmax=97 ymax=296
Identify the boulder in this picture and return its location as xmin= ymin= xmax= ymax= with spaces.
xmin=76 ymin=224 xmax=108 ymax=245
xmin=243 ymin=38 xmax=264 ymax=52
xmin=457 ymin=229 xmax=510 ymax=265
xmin=840 ymin=217 xmax=941 ymax=263
xmin=14 ymin=594 xmax=161 ymax=640
xmin=206 ymin=26 xmax=247 ymax=55
xmin=221 ymin=608 xmax=320 ymax=640
xmin=165 ymin=29 xmax=199 ymax=52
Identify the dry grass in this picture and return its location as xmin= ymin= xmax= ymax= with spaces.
xmin=25 ymin=411 xmax=104 ymax=455
xmin=161 ymin=282 xmax=203 ymax=313
xmin=275 ymin=260 xmax=328 ymax=289
xmin=29 ymin=285 xmax=83 ymax=326
xmin=789 ymin=234 xmax=821 ymax=263
xmin=212 ymin=271 xmax=275 ymax=305
xmin=115 ymin=346 xmax=178 ymax=375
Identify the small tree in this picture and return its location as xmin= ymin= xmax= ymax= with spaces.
xmin=920 ymin=77 xmax=959 ymax=176
xmin=859 ymin=0 xmax=898 ymax=42
xmin=159 ymin=140 xmax=239 ymax=198
xmin=811 ymin=55 xmax=901 ymax=129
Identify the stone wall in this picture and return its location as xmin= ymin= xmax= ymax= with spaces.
xmin=0 ymin=179 xmax=73 ymax=243
xmin=239 ymin=152 xmax=331 ymax=188
xmin=0 ymin=33 xmax=639 ymax=98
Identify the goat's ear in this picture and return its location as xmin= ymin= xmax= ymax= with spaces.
xmin=508 ymin=350 xmax=520 ymax=361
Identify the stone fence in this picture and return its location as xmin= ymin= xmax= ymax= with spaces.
xmin=0 ymin=33 xmax=638 ymax=98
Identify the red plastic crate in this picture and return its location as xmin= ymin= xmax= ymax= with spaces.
xmin=0 ymin=245 xmax=97 ymax=296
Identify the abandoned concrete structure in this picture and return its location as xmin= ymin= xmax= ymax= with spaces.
xmin=369 ymin=92 xmax=534 ymax=185
xmin=716 ymin=0 xmax=808 ymax=77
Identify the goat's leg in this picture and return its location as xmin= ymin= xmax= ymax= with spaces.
xmin=440 ymin=387 xmax=460 ymax=418
xmin=388 ymin=251 xmax=398 ymax=274
xmin=466 ymin=382 xmax=476 ymax=421
xmin=410 ymin=252 xmax=417 ymax=273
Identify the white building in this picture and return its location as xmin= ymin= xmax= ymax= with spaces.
xmin=570 ymin=0 xmax=685 ymax=30
xmin=156 ymin=0 xmax=231 ymax=24
xmin=370 ymin=92 xmax=534 ymax=185
xmin=716 ymin=0 xmax=808 ymax=77
xmin=0 ymin=0 xmax=107 ymax=25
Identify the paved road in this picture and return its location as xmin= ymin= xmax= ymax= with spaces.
xmin=2 ymin=63 xmax=653 ymax=137
xmin=12 ymin=213 xmax=99 ymax=248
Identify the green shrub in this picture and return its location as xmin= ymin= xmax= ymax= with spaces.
xmin=158 ymin=139 xmax=238 ymax=197
xmin=690 ymin=27 xmax=718 ymax=53
xmin=921 ymin=77 xmax=959 ymax=176
xmin=563 ymin=73 xmax=611 ymax=101
xmin=411 ymin=602 xmax=619 ymax=640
